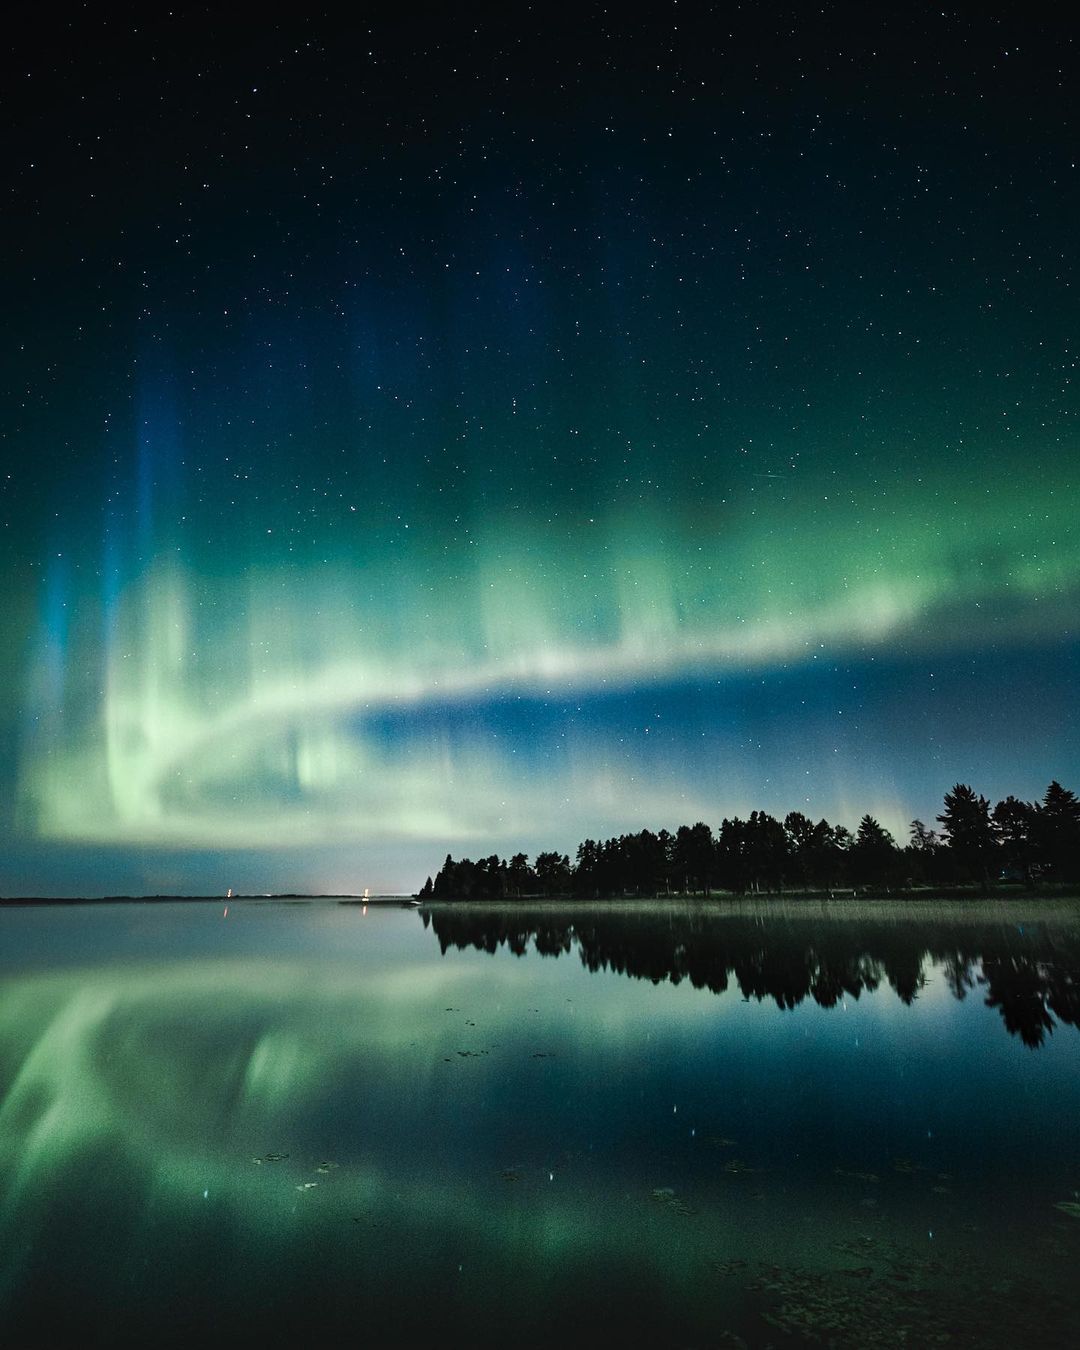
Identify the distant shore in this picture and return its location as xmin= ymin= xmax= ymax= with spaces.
xmin=0 ymin=893 xmax=415 ymax=906
xmin=4 ymin=886 xmax=1079 ymax=910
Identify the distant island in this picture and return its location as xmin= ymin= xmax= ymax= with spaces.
xmin=420 ymin=780 xmax=1080 ymax=901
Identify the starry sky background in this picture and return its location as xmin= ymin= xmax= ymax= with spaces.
xmin=2 ymin=5 xmax=1077 ymax=895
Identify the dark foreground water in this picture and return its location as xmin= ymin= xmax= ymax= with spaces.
xmin=2 ymin=898 xmax=1080 ymax=1349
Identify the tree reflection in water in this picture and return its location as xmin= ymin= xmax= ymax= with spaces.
xmin=423 ymin=905 xmax=1080 ymax=1048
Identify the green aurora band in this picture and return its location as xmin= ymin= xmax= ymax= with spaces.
xmin=18 ymin=455 xmax=1079 ymax=854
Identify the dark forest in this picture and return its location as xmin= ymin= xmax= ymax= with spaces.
xmin=423 ymin=781 xmax=1080 ymax=900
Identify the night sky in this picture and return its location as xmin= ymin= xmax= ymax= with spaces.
xmin=2 ymin=6 xmax=1077 ymax=896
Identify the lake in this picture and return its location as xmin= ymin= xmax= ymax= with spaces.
xmin=2 ymin=897 xmax=1079 ymax=1347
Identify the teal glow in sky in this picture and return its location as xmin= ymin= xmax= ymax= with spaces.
xmin=2 ymin=8 xmax=1078 ymax=893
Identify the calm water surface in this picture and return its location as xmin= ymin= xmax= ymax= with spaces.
xmin=2 ymin=898 xmax=1080 ymax=1348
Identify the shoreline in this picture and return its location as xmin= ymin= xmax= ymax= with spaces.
xmin=420 ymin=892 xmax=1080 ymax=923
xmin=0 ymin=893 xmax=414 ymax=907
xmin=4 ymin=890 xmax=1079 ymax=923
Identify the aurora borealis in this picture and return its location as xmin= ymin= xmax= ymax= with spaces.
xmin=2 ymin=8 xmax=1078 ymax=895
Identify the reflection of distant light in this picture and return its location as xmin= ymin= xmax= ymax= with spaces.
xmin=362 ymin=905 xmax=367 ymax=917
xmin=223 ymin=907 xmax=228 ymax=919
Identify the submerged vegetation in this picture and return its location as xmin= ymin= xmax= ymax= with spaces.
xmin=421 ymin=781 xmax=1080 ymax=900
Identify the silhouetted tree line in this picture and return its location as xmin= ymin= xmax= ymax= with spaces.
xmin=421 ymin=906 xmax=1080 ymax=1049
xmin=418 ymin=780 xmax=1080 ymax=900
